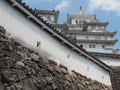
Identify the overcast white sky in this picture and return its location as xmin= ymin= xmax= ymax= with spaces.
xmin=23 ymin=0 xmax=120 ymax=53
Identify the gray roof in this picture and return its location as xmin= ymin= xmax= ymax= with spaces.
xmin=67 ymin=7 xmax=108 ymax=24
xmin=34 ymin=9 xmax=59 ymax=24
xmin=90 ymin=52 xmax=120 ymax=58
xmin=68 ymin=8 xmax=95 ymax=22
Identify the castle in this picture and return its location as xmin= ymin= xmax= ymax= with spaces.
xmin=34 ymin=7 xmax=120 ymax=67
xmin=0 ymin=0 xmax=120 ymax=89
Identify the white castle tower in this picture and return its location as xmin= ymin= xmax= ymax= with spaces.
xmin=34 ymin=7 xmax=120 ymax=66
xmin=54 ymin=7 xmax=118 ymax=54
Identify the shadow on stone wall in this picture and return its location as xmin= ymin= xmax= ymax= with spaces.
xmin=110 ymin=66 xmax=120 ymax=90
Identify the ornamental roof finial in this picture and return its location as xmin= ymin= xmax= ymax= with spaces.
xmin=94 ymin=14 xmax=96 ymax=19
xmin=80 ymin=6 xmax=82 ymax=10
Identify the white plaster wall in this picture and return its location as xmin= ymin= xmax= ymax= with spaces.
xmin=69 ymin=27 xmax=83 ymax=30
xmin=0 ymin=0 xmax=111 ymax=85
xmin=71 ymin=19 xmax=78 ymax=24
xmin=88 ymin=45 xmax=112 ymax=53
xmin=95 ymin=36 xmax=112 ymax=40
xmin=77 ymin=43 xmax=113 ymax=53
xmin=71 ymin=18 xmax=90 ymax=24
xmin=75 ymin=34 xmax=113 ymax=53
xmin=98 ymin=36 xmax=112 ymax=40
xmin=96 ymin=56 xmax=120 ymax=66
xmin=105 ymin=44 xmax=114 ymax=49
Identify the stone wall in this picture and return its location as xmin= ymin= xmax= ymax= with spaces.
xmin=0 ymin=27 xmax=112 ymax=90
xmin=110 ymin=66 xmax=120 ymax=90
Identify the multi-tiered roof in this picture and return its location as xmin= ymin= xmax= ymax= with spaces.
xmin=54 ymin=7 xmax=118 ymax=54
xmin=67 ymin=7 xmax=95 ymax=23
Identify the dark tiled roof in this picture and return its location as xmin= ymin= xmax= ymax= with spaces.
xmin=34 ymin=9 xmax=59 ymax=23
xmin=7 ymin=0 xmax=112 ymax=72
xmin=90 ymin=52 xmax=120 ymax=58
xmin=34 ymin=9 xmax=59 ymax=15
xmin=76 ymin=39 xmax=118 ymax=45
xmin=61 ymin=30 xmax=116 ymax=37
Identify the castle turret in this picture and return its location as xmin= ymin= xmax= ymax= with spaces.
xmin=54 ymin=7 xmax=118 ymax=54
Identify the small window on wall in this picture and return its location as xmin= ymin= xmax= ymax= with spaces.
xmin=89 ymin=45 xmax=92 ymax=48
xmin=79 ymin=20 xmax=81 ymax=23
xmin=37 ymin=41 xmax=41 ymax=47
xmin=76 ymin=20 xmax=78 ymax=24
xmin=89 ymin=44 xmax=95 ymax=48
xmin=80 ymin=45 xmax=83 ymax=48
xmin=102 ymin=45 xmax=105 ymax=49
xmin=93 ymin=45 xmax=95 ymax=48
